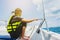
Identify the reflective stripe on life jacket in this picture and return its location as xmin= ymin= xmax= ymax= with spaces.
xmin=7 ymin=16 xmax=21 ymax=33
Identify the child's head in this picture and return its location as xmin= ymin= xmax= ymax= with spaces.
xmin=14 ymin=8 xmax=22 ymax=17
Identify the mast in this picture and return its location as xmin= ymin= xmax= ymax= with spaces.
xmin=42 ymin=0 xmax=49 ymax=31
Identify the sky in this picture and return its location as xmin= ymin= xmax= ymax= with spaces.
xmin=0 ymin=0 xmax=60 ymax=28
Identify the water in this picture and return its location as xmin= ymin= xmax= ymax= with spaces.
xmin=44 ymin=27 xmax=60 ymax=34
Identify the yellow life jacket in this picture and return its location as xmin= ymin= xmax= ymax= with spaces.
xmin=7 ymin=16 xmax=21 ymax=33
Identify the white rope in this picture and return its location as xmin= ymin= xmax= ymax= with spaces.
xmin=30 ymin=26 xmax=35 ymax=38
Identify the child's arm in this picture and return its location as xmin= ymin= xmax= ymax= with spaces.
xmin=22 ymin=19 xmax=39 ymax=23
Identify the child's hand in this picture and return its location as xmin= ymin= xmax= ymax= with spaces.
xmin=33 ymin=19 xmax=40 ymax=21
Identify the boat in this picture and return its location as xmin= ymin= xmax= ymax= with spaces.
xmin=0 ymin=22 xmax=60 ymax=40
xmin=0 ymin=0 xmax=60 ymax=40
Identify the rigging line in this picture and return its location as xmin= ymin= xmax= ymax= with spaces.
xmin=28 ymin=0 xmax=49 ymax=38
xmin=29 ymin=0 xmax=47 ymax=34
xmin=29 ymin=19 xmax=44 ymax=38
xmin=36 ymin=20 xmax=44 ymax=34
xmin=42 ymin=0 xmax=49 ymax=32
xmin=30 ymin=25 xmax=35 ymax=38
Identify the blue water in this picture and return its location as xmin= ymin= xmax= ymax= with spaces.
xmin=44 ymin=27 xmax=60 ymax=34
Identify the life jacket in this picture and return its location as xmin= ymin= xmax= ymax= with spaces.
xmin=7 ymin=16 xmax=22 ymax=33
xmin=7 ymin=16 xmax=27 ymax=39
